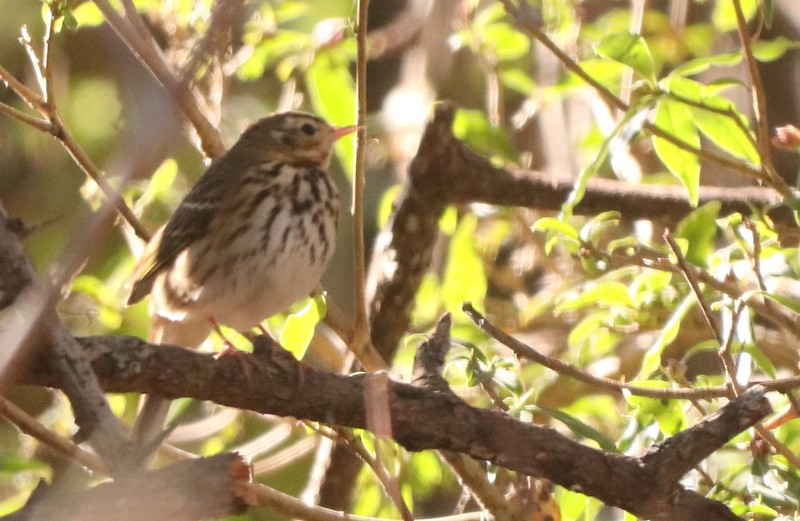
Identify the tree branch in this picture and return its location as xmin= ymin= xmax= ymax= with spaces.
xmin=25 ymin=333 xmax=767 ymax=521
xmin=2 ymin=454 xmax=253 ymax=521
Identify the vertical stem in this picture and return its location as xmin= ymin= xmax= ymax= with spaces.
xmin=731 ymin=0 xmax=769 ymax=160
xmin=731 ymin=0 xmax=792 ymax=198
xmin=352 ymin=0 xmax=370 ymax=356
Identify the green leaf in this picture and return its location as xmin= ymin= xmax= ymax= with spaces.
xmin=138 ymin=158 xmax=178 ymax=209
xmin=762 ymin=292 xmax=800 ymax=315
xmin=306 ymin=51 xmax=357 ymax=179
xmin=529 ymin=405 xmax=618 ymax=452
xmin=762 ymin=0 xmax=774 ymax=29
xmin=637 ymin=293 xmax=695 ymax=379
xmin=712 ymin=0 xmax=757 ymax=32
xmin=555 ymin=281 xmax=634 ymax=314
xmin=593 ymin=31 xmax=655 ymax=82
xmin=532 ymin=217 xmax=580 ymax=255
xmin=561 ymin=97 xmax=652 ymax=218
xmin=452 ymin=109 xmax=517 ymax=161
xmin=675 ymin=202 xmax=721 ymax=267
xmin=751 ymin=36 xmax=800 ymax=62
xmin=531 ymin=217 xmax=579 ymax=241
xmin=670 ymin=52 xmax=744 ymax=77
xmin=70 ymin=2 xmax=104 ymax=27
xmin=239 ymin=31 xmax=311 ymax=81
xmin=663 ymin=77 xmax=759 ymax=164
xmin=624 ymin=381 xmax=686 ymax=435
xmin=279 ymin=294 xmax=327 ymax=359
xmin=579 ymin=211 xmax=621 ymax=244
xmin=652 ymin=99 xmax=701 ymax=206
xmin=499 ymin=69 xmax=536 ymax=95
xmin=442 ymin=215 xmax=487 ymax=314
xmin=483 ymin=22 xmax=529 ymax=61
xmin=376 ymin=184 xmax=402 ymax=228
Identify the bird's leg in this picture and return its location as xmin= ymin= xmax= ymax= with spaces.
xmin=209 ymin=317 xmax=238 ymax=355
xmin=208 ymin=317 xmax=266 ymax=380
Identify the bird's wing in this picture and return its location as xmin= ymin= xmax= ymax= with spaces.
xmin=127 ymin=162 xmax=235 ymax=305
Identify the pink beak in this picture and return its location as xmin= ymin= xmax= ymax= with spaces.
xmin=332 ymin=125 xmax=363 ymax=141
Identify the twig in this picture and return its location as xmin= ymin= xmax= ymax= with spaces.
xmin=0 ymin=395 xmax=105 ymax=472
xmin=91 ymin=0 xmax=225 ymax=158
xmin=597 ymin=247 xmax=800 ymax=344
xmin=499 ymin=0 xmax=772 ymax=186
xmin=41 ymin=4 xmax=57 ymax=105
xmin=0 ymin=63 xmax=46 ymax=111
xmin=462 ymin=302 xmax=728 ymax=400
xmin=731 ymin=0 xmax=781 ymax=188
xmin=663 ymin=231 xmax=722 ymax=344
xmin=0 ymin=101 xmax=51 ymax=132
xmin=0 ymin=11 xmax=151 ymax=241
xmin=332 ymin=427 xmax=414 ymax=521
xmin=350 ymin=0 xmax=371 ymax=367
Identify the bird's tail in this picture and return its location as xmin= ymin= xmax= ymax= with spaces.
xmin=132 ymin=315 xmax=212 ymax=447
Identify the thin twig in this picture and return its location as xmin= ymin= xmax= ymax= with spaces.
xmin=0 ymin=101 xmax=52 ymax=132
xmin=663 ymin=230 xmax=722 ymax=341
xmin=0 ymin=63 xmax=46 ymax=111
xmin=41 ymin=4 xmax=57 ymax=105
xmin=350 ymin=0 xmax=371 ymax=368
xmin=752 ymin=423 xmax=800 ymax=468
xmin=91 ymin=0 xmax=225 ymax=158
xmin=598 ymin=247 xmax=800 ymax=342
xmin=19 ymin=26 xmax=47 ymax=104
xmin=317 ymin=426 xmax=414 ymax=521
xmin=730 ymin=0 xmax=791 ymax=198
xmin=719 ymin=303 xmax=744 ymax=397
xmin=499 ymin=0 xmax=772 ymax=186
xmin=731 ymin=1 xmax=770 ymax=166
xmin=463 ymin=302 xmax=723 ymax=400
xmin=0 ymin=395 xmax=105 ymax=472
xmin=0 ymin=10 xmax=151 ymax=242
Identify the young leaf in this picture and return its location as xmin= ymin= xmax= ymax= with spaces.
xmin=652 ymin=99 xmax=701 ymax=206
xmin=279 ymin=295 xmax=327 ymax=359
xmin=593 ymin=31 xmax=655 ymax=83
xmin=675 ymin=202 xmax=721 ymax=267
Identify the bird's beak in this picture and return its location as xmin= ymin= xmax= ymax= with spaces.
xmin=332 ymin=125 xmax=363 ymax=141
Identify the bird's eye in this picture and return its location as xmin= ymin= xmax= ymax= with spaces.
xmin=300 ymin=123 xmax=317 ymax=136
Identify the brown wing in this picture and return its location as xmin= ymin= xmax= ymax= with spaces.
xmin=127 ymin=159 xmax=240 ymax=305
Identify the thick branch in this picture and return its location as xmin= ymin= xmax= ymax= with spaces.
xmin=0 ymin=209 xmax=135 ymax=473
xmin=2 ymin=453 xmax=253 ymax=521
xmin=368 ymin=101 xmax=791 ymax=365
xmin=642 ymin=385 xmax=771 ymax=486
xmin=26 ymin=335 xmax=766 ymax=520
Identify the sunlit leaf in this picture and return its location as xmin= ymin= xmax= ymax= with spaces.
xmin=675 ymin=202 xmax=721 ymax=267
xmin=624 ymin=381 xmax=686 ymax=435
xmin=663 ymin=77 xmax=760 ymax=164
xmin=652 ymin=99 xmax=701 ymax=206
xmin=483 ymin=22 xmax=529 ymax=61
xmin=593 ymin=31 xmax=655 ymax=82
xmin=637 ymin=294 xmax=695 ymax=378
xmin=555 ymin=281 xmax=635 ymax=313
xmin=442 ymin=215 xmax=487 ymax=313
xmin=279 ymin=294 xmax=327 ymax=359
xmin=561 ymin=98 xmax=652 ymax=218
xmin=452 ymin=109 xmax=517 ymax=161
xmin=712 ymin=0 xmax=757 ymax=32
xmin=529 ymin=405 xmax=618 ymax=452
xmin=306 ymin=50 xmax=357 ymax=179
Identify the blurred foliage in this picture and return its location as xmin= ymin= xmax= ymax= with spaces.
xmin=4 ymin=0 xmax=800 ymax=520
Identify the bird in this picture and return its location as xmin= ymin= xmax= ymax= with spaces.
xmin=127 ymin=111 xmax=360 ymax=445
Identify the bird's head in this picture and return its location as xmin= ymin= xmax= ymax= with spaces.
xmin=236 ymin=111 xmax=361 ymax=168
